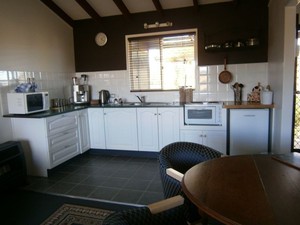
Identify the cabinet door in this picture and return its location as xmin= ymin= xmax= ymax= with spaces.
xmin=158 ymin=108 xmax=180 ymax=149
xmin=203 ymin=130 xmax=227 ymax=155
xmin=180 ymin=130 xmax=203 ymax=144
xmin=88 ymin=108 xmax=106 ymax=149
xmin=230 ymin=109 xmax=269 ymax=155
xmin=46 ymin=112 xmax=78 ymax=136
xmin=78 ymin=109 xmax=90 ymax=153
xmin=104 ymin=108 xmax=138 ymax=150
xmin=48 ymin=127 xmax=80 ymax=167
xmin=137 ymin=108 xmax=159 ymax=152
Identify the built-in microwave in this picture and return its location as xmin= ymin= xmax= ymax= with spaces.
xmin=184 ymin=102 xmax=223 ymax=125
xmin=7 ymin=92 xmax=50 ymax=114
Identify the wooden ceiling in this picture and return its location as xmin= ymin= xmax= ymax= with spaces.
xmin=40 ymin=0 xmax=236 ymax=27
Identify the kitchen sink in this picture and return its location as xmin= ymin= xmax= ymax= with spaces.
xmin=121 ymin=102 xmax=172 ymax=106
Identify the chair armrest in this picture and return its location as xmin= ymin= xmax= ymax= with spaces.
xmin=148 ymin=195 xmax=184 ymax=214
xmin=166 ymin=168 xmax=184 ymax=182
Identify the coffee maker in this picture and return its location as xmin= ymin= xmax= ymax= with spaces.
xmin=73 ymin=75 xmax=90 ymax=104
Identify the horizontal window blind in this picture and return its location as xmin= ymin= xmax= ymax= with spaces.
xmin=128 ymin=32 xmax=196 ymax=92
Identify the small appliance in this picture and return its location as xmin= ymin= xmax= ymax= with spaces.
xmin=99 ymin=90 xmax=110 ymax=105
xmin=73 ymin=75 xmax=90 ymax=104
xmin=7 ymin=92 xmax=50 ymax=114
xmin=184 ymin=102 xmax=223 ymax=125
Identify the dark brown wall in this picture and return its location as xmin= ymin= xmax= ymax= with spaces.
xmin=73 ymin=0 xmax=268 ymax=72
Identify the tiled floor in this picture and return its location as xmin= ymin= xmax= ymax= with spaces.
xmin=23 ymin=151 xmax=164 ymax=205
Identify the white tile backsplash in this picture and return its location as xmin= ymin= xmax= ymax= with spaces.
xmin=0 ymin=62 xmax=268 ymax=115
xmin=76 ymin=62 xmax=268 ymax=103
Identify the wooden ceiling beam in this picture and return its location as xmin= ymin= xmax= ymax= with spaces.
xmin=75 ymin=0 xmax=102 ymax=23
xmin=40 ymin=0 xmax=74 ymax=27
xmin=193 ymin=0 xmax=199 ymax=11
xmin=152 ymin=0 xmax=164 ymax=16
xmin=113 ymin=0 xmax=131 ymax=19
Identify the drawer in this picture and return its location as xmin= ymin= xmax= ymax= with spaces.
xmin=48 ymin=128 xmax=79 ymax=153
xmin=46 ymin=112 xmax=78 ymax=136
xmin=49 ymin=143 xmax=79 ymax=168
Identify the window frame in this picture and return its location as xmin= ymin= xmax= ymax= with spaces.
xmin=125 ymin=28 xmax=198 ymax=92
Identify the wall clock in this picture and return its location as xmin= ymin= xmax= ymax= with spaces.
xmin=95 ymin=32 xmax=107 ymax=46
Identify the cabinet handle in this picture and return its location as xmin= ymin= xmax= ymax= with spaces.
xmin=158 ymin=113 xmax=161 ymax=116
xmin=203 ymin=134 xmax=207 ymax=138
xmin=244 ymin=115 xmax=255 ymax=117
xmin=154 ymin=113 xmax=157 ymax=115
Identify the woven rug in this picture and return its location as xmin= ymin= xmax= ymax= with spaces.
xmin=41 ymin=204 xmax=114 ymax=225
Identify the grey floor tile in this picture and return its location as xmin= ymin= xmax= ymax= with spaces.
xmin=46 ymin=182 xmax=75 ymax=194
xmin=112 ymin=189 xmax=144 ymax=204
xmin=66 ymin=184 xmax=97 ymax=197
xmin=24 ymin=152 xmax=164 ymax=205
xmin=89 ymin=186 xmax=120 ymax=200
xmin=137 ymin=191 xmax=165 ymax=205
xmin=124 ymin=179 xmax=151 ymax=191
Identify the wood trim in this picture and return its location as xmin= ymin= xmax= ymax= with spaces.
xmin=75 ymin=0 xmax=101 ymax=23
xmin=40 ymin=0 xmax=74 ymax=27
xmin=113 ymin=0 xmax=131 ymax=19
xmin=152 ymin=0 xmax=164 ymax=16
xmin=148 ymin=195 xmax=184 ymax=214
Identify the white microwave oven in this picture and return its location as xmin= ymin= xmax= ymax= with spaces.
xmin=184 ymin=102 xmax=223 ymax=125
xmin=7 ymin=92 xmax=50 ymax=114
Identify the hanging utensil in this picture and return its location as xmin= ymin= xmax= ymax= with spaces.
xmin=219 ymin=57 xmax=232 ymax=84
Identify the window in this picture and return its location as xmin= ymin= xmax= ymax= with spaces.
xmin=127 ymin=30 xmax=196 ymax=92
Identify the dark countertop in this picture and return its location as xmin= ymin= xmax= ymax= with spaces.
xmin=3 ymin=101 xmax=274 ymax=119
xmin=3 ymin=102 xmax=182 ymax=118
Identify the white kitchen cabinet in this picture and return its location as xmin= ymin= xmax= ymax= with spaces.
xmin=180 ymin=130 xmax=226 ymax=155
xmin=158 ymin=108 xmax=180 ymax=150
xmin=88 ymin=108 xmax=106 ymax=149
xmin=229 ymin=109 xmax=269 ymax=155
xmin=78 ymin=109 xmax=90 ymax=153
xmin=137 ymin=107 xmax=180 ymax=152
xmin=11 ymin=111 xmax=80 ymax=177
xmin=137 ymin=108 xmax=159 ymax=151
xmin=104 ymin=108 xmax=138 ymax=150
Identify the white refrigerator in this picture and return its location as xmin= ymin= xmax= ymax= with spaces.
xmin=229 ymin=109 xmax=269 ymax=155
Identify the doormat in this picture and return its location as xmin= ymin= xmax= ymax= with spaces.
xmin=40 ymin=203 xmax=114 ymax=225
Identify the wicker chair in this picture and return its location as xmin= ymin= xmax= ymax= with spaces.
xmin=159 ymin=141 xmax=222 ymax=199
xmin=103 ymin=195 xmax=189 ymax=225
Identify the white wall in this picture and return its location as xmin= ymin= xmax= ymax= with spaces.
xmin=268 ymin=0 xmax=298 ymax=153
xmin=76 ymin=62 xmax=269 ymax=103
xmin=0 ymin=0 xmax=75 ymax=144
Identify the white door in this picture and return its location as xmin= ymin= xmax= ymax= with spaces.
xmin=137 ymin=108 xmax=159 ymax=152
xmin=104 ymin=108 xmax=138 ymax=150
xmin=230 ymin=109 xmax=269 ymax=155
xmin=88 ymin=108 xmax=106 ymax=149
xmin=203 ymin=130 xmax=227 ymax=155
xmin=158 ymin=108 xmax=180 ymax=149
xmin=78 ymin=109 xmax=90 ymax=153
xmin=180 ymin=130 xmax=203 ymax=144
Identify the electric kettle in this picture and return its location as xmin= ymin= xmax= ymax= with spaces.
xmin=99 ymin=90 xmax=110 ymax=105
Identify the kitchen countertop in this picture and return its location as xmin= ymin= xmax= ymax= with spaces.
xmin=223 ymin=101 xmax=275 ymax=109
xmin=3 ymin=101 xmax=273 ymax=118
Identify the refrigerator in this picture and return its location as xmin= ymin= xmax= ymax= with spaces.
xmin=229 ymin=109 xmax=269 ymax=155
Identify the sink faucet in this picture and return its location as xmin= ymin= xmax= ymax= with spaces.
xmin=136 ymin=95 xmax=145 ymax=103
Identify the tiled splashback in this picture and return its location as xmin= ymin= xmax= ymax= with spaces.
xmin=0 ymin=62 xmax=268 ymax=115
xmin=76 ymin=62 xmax=268 ymax=103
xmin=0 ymin=70 xmax=73 ymax=115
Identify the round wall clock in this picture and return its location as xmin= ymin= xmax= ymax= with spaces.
xmin=95 ymin=32 xmax=107 ymax=46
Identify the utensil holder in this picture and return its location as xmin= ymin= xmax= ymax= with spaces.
xmin=234 ymin=89 xmax=242 ymax=103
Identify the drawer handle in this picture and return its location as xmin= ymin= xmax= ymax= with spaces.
xmin=244 ymin=115 xmax=255 ymax=117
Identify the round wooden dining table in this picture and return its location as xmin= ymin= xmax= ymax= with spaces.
xmin=182 ymin=154 xmax=300 ymax=225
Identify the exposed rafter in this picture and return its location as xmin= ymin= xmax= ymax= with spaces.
xmin=152 ymin=0 xmax=164 ymax=16
xmin=75 ymin=0 xmax=102 ymax=23
xmin=113 ymin=0 xmax=131 ymax=19
xmin=40 ymin=0 xmax=74 ymax=27
xmin=193 ymin=0 xmax=199 ymax=11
